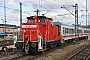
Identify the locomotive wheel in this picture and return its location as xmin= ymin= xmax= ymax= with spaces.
xmin=50 ymin=43 xmax=53 ymax=49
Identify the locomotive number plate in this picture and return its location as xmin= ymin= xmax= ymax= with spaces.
xmin=22 ymin=25 xmax=37 ymax=28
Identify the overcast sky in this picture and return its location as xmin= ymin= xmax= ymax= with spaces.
xmin=0 ymin=0 xmax=89 ymax=26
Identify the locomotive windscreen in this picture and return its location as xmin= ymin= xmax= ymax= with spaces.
xmin=39 ymin=18 xmax=46 ymax=23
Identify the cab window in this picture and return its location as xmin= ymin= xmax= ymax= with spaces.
xmin=38 ymin=18 xmax=46 ymax=23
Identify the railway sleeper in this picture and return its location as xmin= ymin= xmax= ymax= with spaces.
xmin=74 ymin=56 xmax=87 ymax=60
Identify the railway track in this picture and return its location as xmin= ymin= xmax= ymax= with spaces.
xmin=0 ymin=40 xmax=14 ymax=47
xmin=9 ymin=54 xmax=35 ymax=60
xmin=0 ymin=40 xmax=14 ymax=56
xmin=7 ymin=44 xmax=66 ymax=60
xmin=66 ymin=43 xmax=90 ymax=60
xmin=0 ymin=44 xmax=64 ymax=60
xmin=0 ymin=40 xmax=87 ymax=60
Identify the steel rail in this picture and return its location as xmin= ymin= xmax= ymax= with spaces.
xmin=66 ymin=44 xmax=90 ymax=60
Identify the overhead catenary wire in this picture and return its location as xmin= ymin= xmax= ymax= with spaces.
xmin=0 ymin=5 xmax=26 ymax=22
xmin=0 ymin=0 xmax=80 ymax=22
xmin=0 ymin=1 xmax=53 ymax=24
xmin=42 ymin=0 xmax=77 ymax=19
xmin=0 ymin=0 xmax=67 ymax=17
xmin=78 ymin=0 xmax=86 ymax=9
xmin=25 ymin=0 xmax=64 ymax=15
xmin=43 ymin=0 xmax=62 ymax=8
xmin=42 ymin=0 xmax=63 ymax=14
xmin=25 ymin=0 xmax=52 ymax=15
xmin=0 ymin=5 xmax=31 ymax=23
xmin=0 ymin=6 xmax=29 ymax=19
xmin=0 ymin=5 xmax=31 ymax=16
xmin=42 ymin=1 xmax=53 ymax=14
xmin=25 ymin=0 xmax=47 ymax=9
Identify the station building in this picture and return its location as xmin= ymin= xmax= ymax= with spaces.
xmin=0 ymin=24 xmax=18 ymax=40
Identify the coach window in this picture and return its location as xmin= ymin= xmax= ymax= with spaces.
xmin=55 ymin=25 xmax=61 ymax=35
xmin=87 ymin=31 xmax=90 ymax=33
xmin=65 ymin=28 xmax=68 ymax=34
xmin=65 ymin=28 xmax=66 ymax=34
xmin=84 ymin=30 xmax=86 ymax=33
xmin=79 ymin=30 xmax=82 ymax=33
xmin=63 ymin=27 xmax=65 ymax=34
xmin=77 ymin=29 xmax=79 ymax=33
xmin=67 ymin=28 xmax=68 ymax=34
xmin=69 ymin=29 xmax=72 ymax=34
xmin=59 ymin=26 xmax=61 ymax=35
xmin=72 ymin=29 xmax=74 ymax=34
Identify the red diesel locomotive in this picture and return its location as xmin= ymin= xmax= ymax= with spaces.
xmin=15 ymin=16 xmax=61 ymax=53
xmin=15 ymin=15 xmax=89 ymax=54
